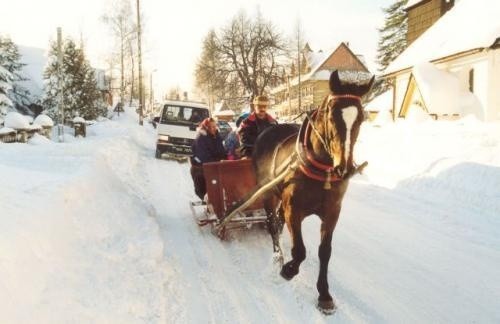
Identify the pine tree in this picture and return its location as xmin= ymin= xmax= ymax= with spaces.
xmin=377 ymin=0 xmax=409 ymax=71
xmin=43 ymin=38 xmax=105 ymax=122
xmin=0 ymin=65 xmax=13 ymax=116
xmin=0 ymin=36 xmax=32 ymax=115
xmin=372 ymin=0 xmax=409 ymax=97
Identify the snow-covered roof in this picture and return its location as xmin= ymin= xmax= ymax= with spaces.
xmin=413 ymin=62 xmax=483 ymax=119
xmin=4 ymin=112 xmax=30 ymax=129
xmin=385 ymin=0 xmax=500 ymax=76
xmin=73 ymin=116 xmax=86 ymax=123
xmin=272 ymin=49 xmax=331 ymax=93
xmin=33 ymin=114 xmax=54 ymax=127
xmin=0 ymin=127 xmax=15 ymax=135
xmin=306 ymin=50 xmax=329 ymax=72
xmin=213 ymin=109 xmax=235 ymax=116
xmin=214 ymin=101 xmax=230 ymax=112
xmin=28 ymin=124 xmax=42 ymax=130
xmin=405 ymin=0 xmax=425 ymax=10
xmin=24 ymin=115 xmax=34 ymax=124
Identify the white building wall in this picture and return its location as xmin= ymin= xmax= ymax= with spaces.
xmin=488 ymin=49 xmax=500 ymax=120
xmin=473 ymin=60 xmax=489 ymax=120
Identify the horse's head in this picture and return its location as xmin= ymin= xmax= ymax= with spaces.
xmin=314 ymin=70 xmax=374 ymax=178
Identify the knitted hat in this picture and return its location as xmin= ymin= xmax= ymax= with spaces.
xmin=199 ymin=117 xmax=215 ymax=130
xmin=235 ymin=112 xmax=249 ymax=128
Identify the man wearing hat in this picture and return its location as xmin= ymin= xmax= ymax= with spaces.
xmin=238 ymin=95 xmax=277 ymax=158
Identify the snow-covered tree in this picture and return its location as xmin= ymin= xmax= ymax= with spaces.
xmin=0 ymin=65 xmax=13 ymax=116
xmin=43 ymin=38 xmax=106 ymax=122
xmin=377 ymin=0 xmax=409 ymax=71
xmin=372 ymin=0 xmax=409 ymax=97
xmin=0 ymin=36 xmax=32 ymax=115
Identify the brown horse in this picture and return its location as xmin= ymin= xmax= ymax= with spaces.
xmin=252 ymin=70 xmax=374 ymax=313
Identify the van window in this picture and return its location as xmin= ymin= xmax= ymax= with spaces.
xmin=161 ymin=105 xmax=209 ymax=125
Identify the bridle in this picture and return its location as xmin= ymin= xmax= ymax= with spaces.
xmin=295 ymin=94 xmax=362 ymax=189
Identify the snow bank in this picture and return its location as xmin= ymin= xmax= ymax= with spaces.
xmin=366 ymin=90 xmax=392 ymax=113
xmin=4 ymin=112 xmax=30 ymax=129
xmin=366 ymin=91 xmax=394 ymax=126
xmin=28 ymin=133 xmax=51 ymax=145
xmin=413 ymin=62 xmax=483 ymax=119
xmin=372 ymin=109 xmax=393 ymax=125
xmin=2 ymin=105 xmax=499 ymax=323
xmin=33 ymin=114 xmax=54 ymax=127
xmin=0 ymin=117 xmax=166 ymax=323
xmin=405 ymin=104 xmax=433 ymax=123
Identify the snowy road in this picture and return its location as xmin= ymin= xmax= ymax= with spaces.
xmin=1 ymin=110 xmax=499 ymax=323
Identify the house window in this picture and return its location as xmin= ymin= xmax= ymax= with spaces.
xmin=469 ymin=68 xmax=474 ymax=93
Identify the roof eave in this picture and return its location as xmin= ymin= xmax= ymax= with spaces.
xmin=404 ymin=0 xmax=430 ymax=12
xmin=382 ymin=48 xmax=485 ymax=79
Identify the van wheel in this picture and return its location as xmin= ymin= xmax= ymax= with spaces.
xmin=155 ymin=148 xmax=162 ymax=159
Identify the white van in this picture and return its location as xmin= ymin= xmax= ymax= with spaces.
xmin=155 ymin=100 xmax=210 ymax=160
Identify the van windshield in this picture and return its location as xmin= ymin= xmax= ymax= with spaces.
xmin=161 ymin=105 xmax=209 ymax=125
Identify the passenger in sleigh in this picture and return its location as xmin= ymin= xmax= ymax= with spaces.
xmin=238 ymin=95 xmax=277 ymax=158
xmin=190 ymin=118 xmax=227 ymax=200
xmin=223 ymin=113 xmax=247 ymax=160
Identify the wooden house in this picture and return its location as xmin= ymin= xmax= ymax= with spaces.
xmin=270 ymin=43 xmax=369 ymax=120
xmin=383 ymin=0 xmax=500 ymax=121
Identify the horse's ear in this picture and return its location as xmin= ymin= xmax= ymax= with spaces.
xmin=363 ymin=75 xmax=375 ymax=96
xmin=329 ymin=70 xmax=341 ymax=93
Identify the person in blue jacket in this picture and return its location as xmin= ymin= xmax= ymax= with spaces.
xmin=223 ymin=113 xmax=248 ymax=160
xmin=190 ymin=117 xmax=226 ymax=200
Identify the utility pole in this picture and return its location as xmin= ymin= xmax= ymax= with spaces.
xmin=136 ymin=0 xmax=144 ymax=125
xmin=119 ymin=18 xmax=124 ymax=117
xmin=150 ymin=69 xmax=157 ymax=113
xmin=297 ymin=23 xmax=302 ymax=115
xmin=57 ymin=27 xmax=64 ymax=142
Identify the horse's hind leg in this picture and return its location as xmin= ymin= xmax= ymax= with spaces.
xmin=264 ymin=197 xmax=283 ymax=265
xmin=316 ymin=217 xmax=339 ymax=313
xmin=280 ymin=203 xmax=306 ymax=280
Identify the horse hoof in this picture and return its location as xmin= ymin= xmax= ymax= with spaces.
xmin=317 ymin=299 xmax=336 ymax=315
xmin=280 ymin=263 xmax=298 ymax=281
xmin=272 ymin=252 xmax=284 ymax=267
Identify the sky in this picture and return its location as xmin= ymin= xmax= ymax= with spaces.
xmin=0 ymin=0 xmax=393 ymax=99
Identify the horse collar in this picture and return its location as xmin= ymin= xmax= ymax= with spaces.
xmin=329 ymin=94 xmax=362 ymax=103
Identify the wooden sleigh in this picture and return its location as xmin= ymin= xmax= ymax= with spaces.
xmin=190 ymin=159 xmax=268 ymax=239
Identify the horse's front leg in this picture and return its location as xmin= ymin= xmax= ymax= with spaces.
xmin=316 ymin=215 xmax=340 ymax=314
xmin=280 ymin=202 xmax=306 ymax=280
